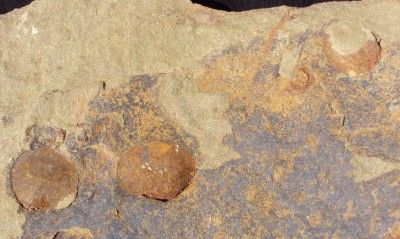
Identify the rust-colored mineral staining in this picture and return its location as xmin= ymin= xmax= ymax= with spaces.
xmin=385 ymin=223 xmax=400 ymax=239
xmin=323 ymin=22 xmax=381 ymax=76
xmin=284 ymin=67 xmax=316 ymax=94
xmin=11 ymin=148 xmax=78 ymax=210
xmin=117 ymin=142 xmax=196 ymax=201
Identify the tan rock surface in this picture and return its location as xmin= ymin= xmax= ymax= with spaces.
xmin=1 ymin=0 xmax=400 ymax=238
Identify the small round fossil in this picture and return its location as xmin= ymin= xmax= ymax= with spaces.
xmin=11 ymin=148 xmax=78 ymax=210
xmin=323 ymin=21 xmax=381 ymax=76
xmin=117 ymin=142 xmax=196 ymax=201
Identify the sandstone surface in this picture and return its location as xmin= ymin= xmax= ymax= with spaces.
xmin=1 ymin=0 xmax=400 ymax=238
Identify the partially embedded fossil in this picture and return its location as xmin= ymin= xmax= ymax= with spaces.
xmin=117 ymin=142 xmax=196 ymax=201
xmin=1 ymin=0 xmax=400 ymax=238
xmin=11 ymin=148 xmax=78 ymax=211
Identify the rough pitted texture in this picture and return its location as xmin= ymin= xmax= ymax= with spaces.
xmin=1 ymin=0 xmax=400 ymax=238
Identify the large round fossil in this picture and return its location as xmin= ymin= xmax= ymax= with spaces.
xmin=11 ymin=148 xmax=78 ymax=210
xmin=117 ymin=142 xmax=196 ymax=201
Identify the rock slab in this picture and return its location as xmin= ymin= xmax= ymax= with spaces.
xmin=0 ymin=0 xmax=400 ymax=238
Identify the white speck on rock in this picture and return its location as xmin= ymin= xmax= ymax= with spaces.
xmin=31 ymin=26 xmax=39 ymax=35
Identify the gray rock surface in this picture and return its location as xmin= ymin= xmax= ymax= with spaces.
xmin=1 ymin=0 xmax=400 ymax=238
